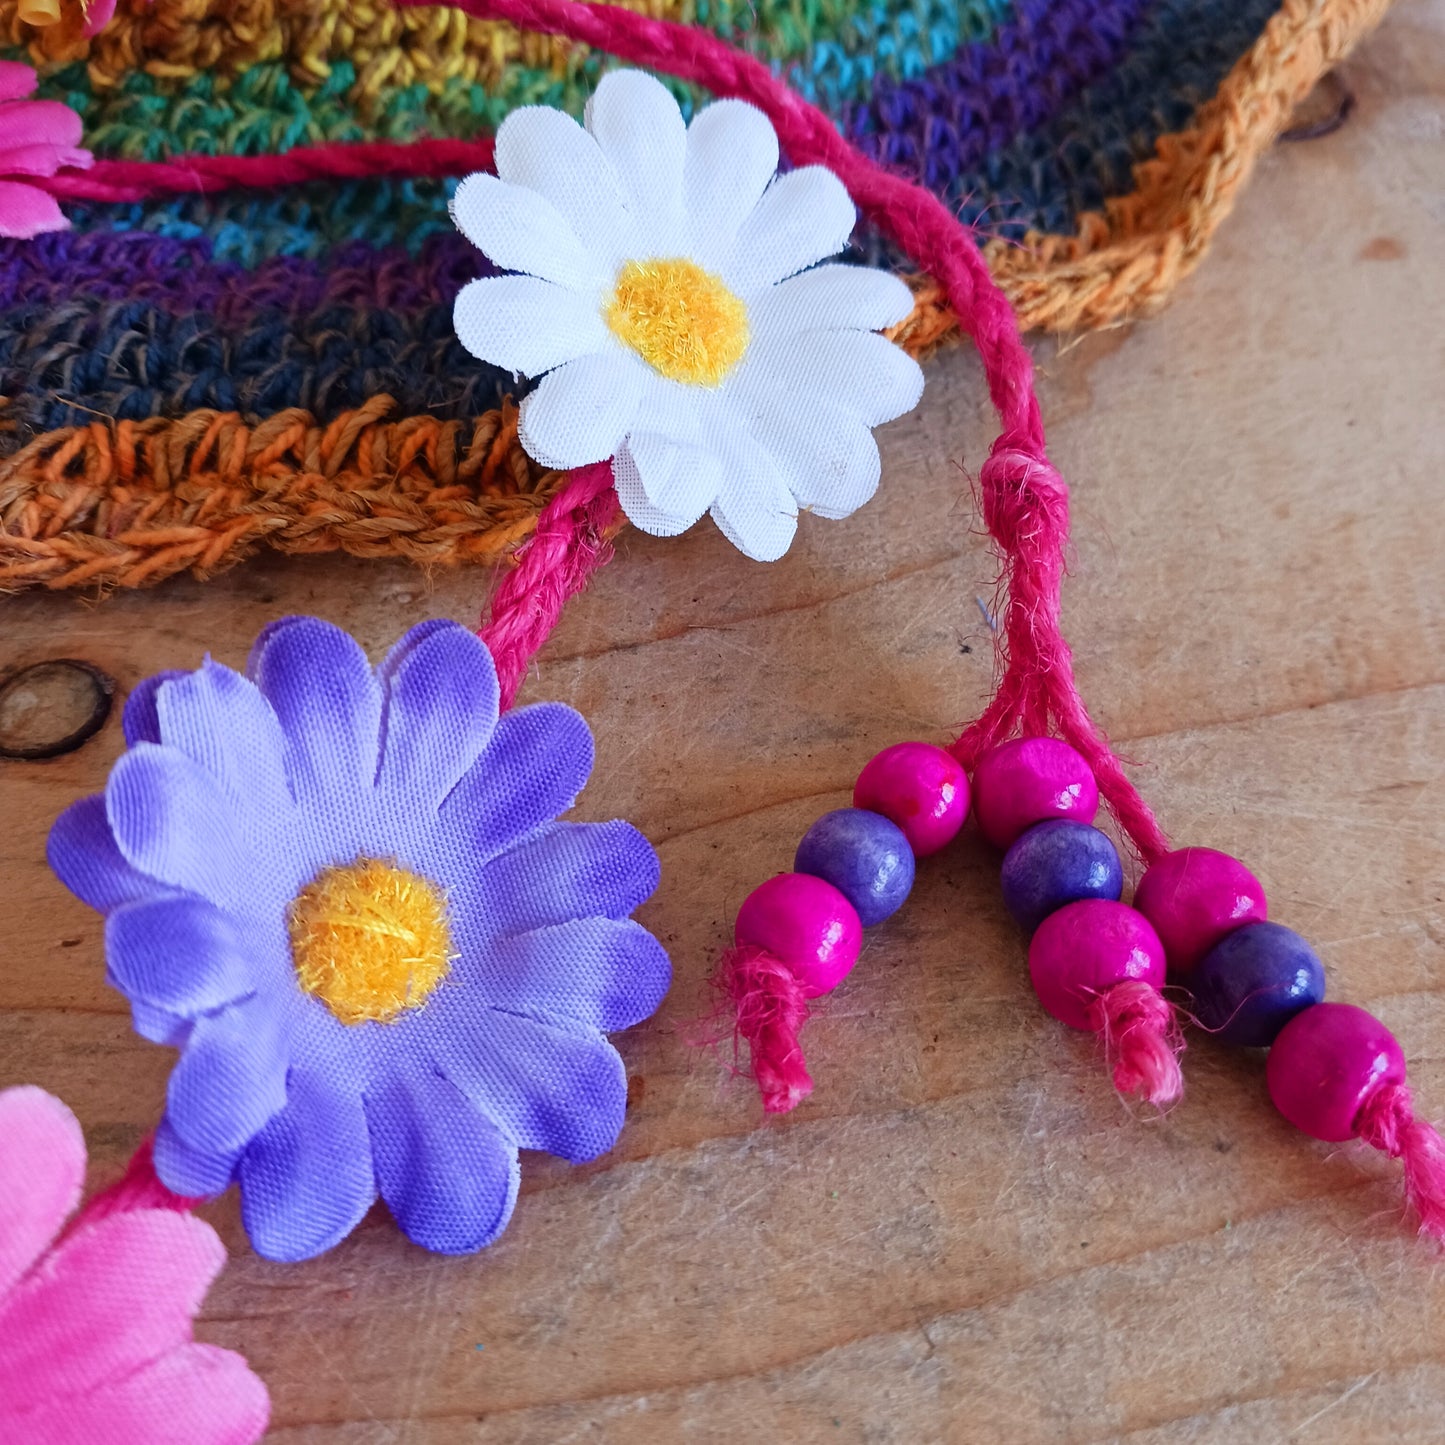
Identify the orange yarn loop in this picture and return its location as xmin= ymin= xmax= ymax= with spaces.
xmin=0 ymin=395 xmax=565 ymax=591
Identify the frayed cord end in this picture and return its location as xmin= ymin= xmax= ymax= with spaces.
xmin=1358 ymin=1083 xmax=1445 ymax=1243
xmin=1089 ymin=979 xmax=1185 ymax=1109
xmin=713 ymin=944 xmax=814 ymax=1115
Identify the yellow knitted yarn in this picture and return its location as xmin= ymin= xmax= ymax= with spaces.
xmin=606 ymin=259 xmax=750 ymax=387
xmin=0 ymin=0 xmax=691 ymax=91
xmin=289 ymin=857 xmax=456 ymax=1025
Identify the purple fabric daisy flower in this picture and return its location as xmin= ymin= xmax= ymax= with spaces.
xmin=47 ymin=617 xmax=670 ymax=1263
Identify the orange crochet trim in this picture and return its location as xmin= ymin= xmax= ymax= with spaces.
xmin=0 ymin=396 xmax=564 ymax=591
xmin=892 ymin=0 xmax=1393 ymax=345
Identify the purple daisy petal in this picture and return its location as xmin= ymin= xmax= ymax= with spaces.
xmin=105 ymin=744 xmax=248 ymax=905
xmin=439 ymin=702 xmax=594 ymax=863
xmin=247 ymin=616 xmax=383 ymax=807
xmin=430 ymin=1010 xmax=627 ymax=1164
xmin=239 ymin=1068 xmax=376 ymax=1263
xmin=155 ymin=661 xmax=293 ymax=824
xmin=106 ymin=897 xmax=253 ymax=1015
xmin=375 ymin=621 xmax=500 ymax=811
xmin=153 ymin=1117 xmax=241 ymax=1198
xmin=364 ymin=1071 xmax=519 ymax=1255
xmin=48 ymin=794 xmax=156 ymax=914
xmin=130 ymin=1000 xmax=190 ymax=1048
xmin=467 ymin=820 xmax=660 ymax=934
xmin=165 ymin=999 xmax=288 ymax=1158
xmin=480 ymin=919 xmax=671 ymax=1034
xmin=122 ymin=670 xmax=186 ymax=746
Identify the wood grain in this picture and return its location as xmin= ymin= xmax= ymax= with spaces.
xmin=3 ymin=6 xmax=1444 ymax=1440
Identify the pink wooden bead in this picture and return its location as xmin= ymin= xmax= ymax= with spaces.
xmin=735 ymin=873 xmax=862 ymax=998
xmin=1028 ymin=899 xmax=1166 ymax=1031
xmin=1266 ymin=1003 xmax=1406 ymax=1142
xmin=853 ymin=742 xmax=969 ymax=856
xmin=972 ymin=737 xmax=1099 ymax=849
xmin=1134 ymin=847 xmax=1269 ymax=975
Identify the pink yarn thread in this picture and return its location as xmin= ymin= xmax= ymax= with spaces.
xmin=40 ymin=136 xmax=497 ymax=203
xmin=399 ymin=0 xmax=1169 ymax=861
xmin=1088 ymin=980 xmax=1185 ymax=1109
xmin=713 ymin=945 xmax=814 ymax=1114
xmin=1357 ymin=1083 xmax=1445 ymax=1242
xmin=479 ymin=460 xmax=620 ymax=709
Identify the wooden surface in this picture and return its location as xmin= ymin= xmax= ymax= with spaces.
xmin=4 ymin=7 xmax=1444 ymax=1440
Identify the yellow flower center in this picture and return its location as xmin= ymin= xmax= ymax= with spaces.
xmin=289 ymin=858 xmax=455 ymax=1025
xmin=604 ymin=258 xmax=750 ymax=387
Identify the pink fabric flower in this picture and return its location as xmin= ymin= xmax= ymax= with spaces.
xmin=0 ymin=61 xmax=92 ymax=239
xmin=0 ymin=1087 xmax=269 ymax=1444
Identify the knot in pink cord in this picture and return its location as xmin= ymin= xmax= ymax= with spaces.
xmin=978 ymin=445 xmax=1068 ymax=553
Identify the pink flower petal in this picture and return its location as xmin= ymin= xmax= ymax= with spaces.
xmin=0 ymin=1210 xmax=224 ymax=1411
xmin=0 ymin=62 xmax=38 ymax=105
xmin=0 ymin=178 xmax=69 ymax=239
xmin=1 ymin=143 xmax=86 ymax=178
xmin=1 ymin=1342 xmax=269 ymax=1445
xmin=0 ymin=1088 xmax=84 ymax=1299
xmin=81 ymin=0 xmax=116 ymax=36
xmin=0 ymin=99 xmax=84 ymax=151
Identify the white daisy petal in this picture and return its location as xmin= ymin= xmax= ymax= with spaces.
xmin=750 ymin=264 xmax=917 ymax=339
xmin=585 ymin=71 xmax=688 ymax=249
xmin=683 ymin=99 xmax=779 ymax=271
xmin=451 ymin=173 xmax=606 ymax=292
xmin=494 ymin=105 xmax=638 ymax=270
xmin=708 ymin=422 xmax=799 ymax=562
xmin=628 ymin=431 xmax=722 ymax=519
xmin=737 ymin=331 xmax=924 ymax=427
xmin=613 ymin=447 xmax=710 ymax=538
xmin=749 ymin=396 xmax=881 ymax=520
xmin=454 ymin=275 xmax=609 ymax=375
xmin=723 ymin=166 xmax=856 ymax=296
xmin=519 ymin=352 xmax=648 ymax=468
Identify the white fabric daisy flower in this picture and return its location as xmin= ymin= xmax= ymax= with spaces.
xmin=449 ymin=70 xmax=925 ymax=562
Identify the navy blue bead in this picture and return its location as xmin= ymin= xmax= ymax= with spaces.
xmin=795 ymin=808 xmax=915 ymax=927
xmin=999 ymin=820 xmax=1123 ymax=932
xmin=1189 ymin=922 xmax=1326 ymax=1047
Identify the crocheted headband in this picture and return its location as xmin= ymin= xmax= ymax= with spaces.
xmin=0 ymin=2 xmax=1431 ymax=1439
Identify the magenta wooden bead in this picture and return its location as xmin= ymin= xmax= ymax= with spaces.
xmin=972 ymin=737 xmax=1099 ymax=849
xmin=1134 ymin=847 xmax=1268 ymax=975
xmin=853 ymin=742 xmax=969 ymax=856
xmin=734 ymin=873 xmax=863 ymax=998
xmin=1266 ymin=1003 xmax=1406 ymax=1142
xmin=1028 ymin=899 xmax=1166 ymax=1031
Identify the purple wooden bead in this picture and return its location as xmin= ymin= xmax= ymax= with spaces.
xmin=795 ymin=808 xmax=915 ymax=927
xmin=1189 ymin=922 xmax=1325 ymax=1047
xmin=1000 ymin=821 xmax=1123 ymax=932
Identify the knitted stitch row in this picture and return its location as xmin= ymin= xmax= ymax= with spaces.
xmin=0 ymin=0 xmax=1392 ymax=589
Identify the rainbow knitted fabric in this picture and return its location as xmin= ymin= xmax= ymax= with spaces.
xmin=0 ymin=0 xmax=1388 ymax=589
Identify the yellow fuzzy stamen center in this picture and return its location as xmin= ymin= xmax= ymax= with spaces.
xmin=604 ymin=258 xmax=750 ymax=387
xmin=289 ymin=858 xmax=455 ymax=1026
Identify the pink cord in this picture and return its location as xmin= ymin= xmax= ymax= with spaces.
xmin=1089 ymin=980 xmax=1184 ymax=1108
xmin=41 ymin=136 xmax=497 ymax=202
xmin=479 ymin=461 xmax=619 ymax=710
xmin=1358 ymin=1084 xmax=1445 ymax=1240
xmin=713 ymin=945 xmax=814 ymax=1114
xmin=70 ymin=1136 xmax=199 ymax=1227
xmin=397 ymin=0 xmax=1168 ymax=860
